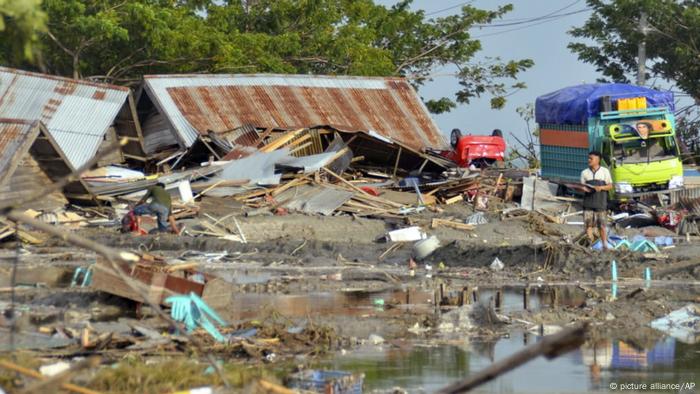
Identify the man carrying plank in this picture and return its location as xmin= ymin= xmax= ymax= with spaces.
xmin=580 ymin=151 xmax=613 ymax=249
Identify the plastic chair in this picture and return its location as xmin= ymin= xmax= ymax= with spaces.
xmin=165 ymin=292 xmax=228 ymax=342
xmin=71 ymin=265 xmax=93 ymax=287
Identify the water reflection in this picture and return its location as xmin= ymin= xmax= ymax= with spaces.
xmin=325 ymin=333 xmax=700 ymax=393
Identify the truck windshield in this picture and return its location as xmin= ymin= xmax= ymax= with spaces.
xmin=613 ymin=136 xmax=678 ymax=164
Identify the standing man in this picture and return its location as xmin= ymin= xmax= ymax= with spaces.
xmin=134 ymin=182 xmax=179 ymax=234
xmin=581 ymin=151 xmax=613 ymax=249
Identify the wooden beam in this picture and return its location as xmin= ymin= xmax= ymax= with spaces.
xmin=392 ymin=146 xmax=403 ymax=178
xmin=122 ymin=153 xmax=148 ymax=161
xmin=436 ymin=324 xmax=588 ymax=393
xmin=260 ymin=128 xmax=305 ymax=152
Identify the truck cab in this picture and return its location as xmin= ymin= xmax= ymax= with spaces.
xmin=536 ymin=83 xmax=683 ymax=200
xmin=596 ymin=108 xmax=683 ymax=196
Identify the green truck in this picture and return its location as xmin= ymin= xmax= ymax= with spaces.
xmin=536 ymin=83 xmax=683 ymax=198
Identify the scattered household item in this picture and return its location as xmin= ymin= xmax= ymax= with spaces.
xmin=616 ymin=213 xmax=656 ymax=228
xmin=413 ymin=236 xmax=440 ymax=259
xmin=466 ymin=212 xmax=488 ymax=225
xmin=490 ymin=257 xmax=504 ymax=271
xmin=386 ymin=226 xmax=427 ymax=242
xmin=70 ymin=265 xmax=93 ymax=287
xmin=166 ymin=292 xmax=228 ymax=342
xmin=178 ymin=180 xmax=194 ymax=204
xmin=650 ymin=304 xmax=700 ymax=344
xmin=39 ymin=361 xmax=71 ymax=377
xmin=592 ymin=240 xmax=617 ymax=250
xmin=82 ymin=166 xmax=145 ymax=186
xmin=286 ymin=370 xmax=365 ymax=394
xmin=630 ymin=239 xmax=659 ymax=253
xmin=654 ymin=236 xmax=673 ymax=247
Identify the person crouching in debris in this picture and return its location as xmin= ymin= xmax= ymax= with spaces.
xmin=133 ymin=182 xmax=180 ymax=234
xmin=581 ymin=151 xmax=612 ymax=249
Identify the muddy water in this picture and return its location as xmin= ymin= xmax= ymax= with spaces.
xmin=204 ymin=281 xmax=699 ymax=391
xmin=210 ymin=284 xmax=593 ymax=322
xmin=324 ymin=334 xmax=700 ymax=393
xmin=213 ymin=288 xmax=435 ymax=321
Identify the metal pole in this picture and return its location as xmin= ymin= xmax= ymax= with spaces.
xmin=637 ymin=12 xmax=648 ymax=86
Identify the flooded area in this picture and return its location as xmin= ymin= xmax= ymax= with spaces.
xmin=324 ymin=334 xmax=700 ymax=393
xmin=1 ymin=237 xmax=699 ymax=392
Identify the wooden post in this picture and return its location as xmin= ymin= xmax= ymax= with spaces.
xmin=392 ymin=147 xmax=403 ymax=178
xmin=495 ymin=288 xmax=503 ymax=310
xmin=472 ymin=288 xmax=479 ymax=303
xmin=417 ymin=158 xmax=429 ymax=174
xmin=523 ymin=286 xmax=531 ymax=310
xmin=460 ymin=287 xmax=470 ymax=306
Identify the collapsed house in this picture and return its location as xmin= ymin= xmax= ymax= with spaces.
xmin=0 ymin=67 xmax=148 ymax=205
xmin=138 ymin=73 xmax=448 ymax=153
xmin=135 ymin=74 xmax=452 ymax=174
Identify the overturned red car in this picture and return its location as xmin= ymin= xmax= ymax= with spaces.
xmin=440 ymin=128 xmax=507 ymax=168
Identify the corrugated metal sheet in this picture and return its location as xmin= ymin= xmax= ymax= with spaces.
xmin=143 ymin=74 xmax=447 ymax=151
xmin=670 ymin=186 xmax=700 ymax=206
xmin=142 ymin=112 xmax=178 ymax=154
xmin=281 ymin=185 xmax=354 ymax=216
xmin=0 ymin=67 xmax=129 ymax=168
xmin=0 ymin=119 xmax=36 ymax=184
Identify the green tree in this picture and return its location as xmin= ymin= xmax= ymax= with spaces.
xmin=568 ymin=0 xmax=700 ymax=160
xmin=0 ymin=0 xmax=46 ymax=62
xmin=568 ymin=0 xmax=700 ymax=101
xmin=1 ymin=0 xmax=534 ymax=111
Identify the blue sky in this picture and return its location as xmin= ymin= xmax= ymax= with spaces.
xmin=375 ymin=0 xmax=600 ymax=147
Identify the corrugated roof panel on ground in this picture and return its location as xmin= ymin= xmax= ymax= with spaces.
xmin=0 ymin=67 xmax=130 ymax=168
xmin=143 ymin=74 xmax=447 ymax=151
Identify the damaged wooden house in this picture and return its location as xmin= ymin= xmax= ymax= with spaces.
xmin=0 ymin=67 xmax=148 ymax=206
xmin=136 ymin=73 xmax=453 ymax=175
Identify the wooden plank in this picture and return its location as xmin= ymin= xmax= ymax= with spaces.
xmin=289 ymin=141 xmax=313 ymax=155
xmin=259 ymin=128 xmax=305 ymax=152
xmin=392 ymin=147 xmax=402 ymax=178
xmin=431 ymin=218 xmax=475 ymax=231
xmin=322 ymin=167 xmax=403 ymax=208
xmin=270 ymin=176 xmax=309 ymax=197
xmin=445 ymin=195 xmax=464 ymax=205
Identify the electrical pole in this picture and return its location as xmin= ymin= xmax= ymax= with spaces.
xmin=637 ymin=12 xmax=647 ymax=86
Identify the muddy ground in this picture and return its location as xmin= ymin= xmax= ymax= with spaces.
xmin=0 ymin=199 xmax=698 ymax=392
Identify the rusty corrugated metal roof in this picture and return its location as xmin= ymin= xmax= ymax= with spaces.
xmin=0 ymin=67 xmax=130 ymax=168
xmin=143 ymin=74 xmax=447 ymax=151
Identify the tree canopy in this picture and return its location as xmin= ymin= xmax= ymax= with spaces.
xmin=0 ymin=0 xmax=534 ymax=112
xmin=568 ymin=0 xmax=700 ymax=155
xmin=0 ymin=0 xmax=46 ymax=61
xmin=568 ymin=0 xmax=700 ymax=102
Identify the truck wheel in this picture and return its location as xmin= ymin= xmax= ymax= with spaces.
xmin=492 ymin=129 xmax=503 ymax=137
xmin=450 ymin=128 xmax=462 ymax=148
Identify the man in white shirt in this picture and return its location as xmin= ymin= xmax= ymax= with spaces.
xmin=580 ymin=151 xmax=613 ymax=249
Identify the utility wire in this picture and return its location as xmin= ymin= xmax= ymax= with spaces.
xmin=426 ymin=0 xmax=581 ymax=25
xmin=472 ymin=0 xmax=582 ymax=27
xmin=472 ymin=8 xmax=591 ymax=39
xmin=425 ymin=1 xmax=474 ymax=17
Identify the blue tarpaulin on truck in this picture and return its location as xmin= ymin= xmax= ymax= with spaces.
xmin=535 ymin=84 xmax=674 ymax=125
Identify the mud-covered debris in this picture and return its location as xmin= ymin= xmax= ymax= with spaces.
xmin=650 ymin=304 xmax=700 ymax=344
xmin=490 ymin=257 xmax=504 ymax=271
